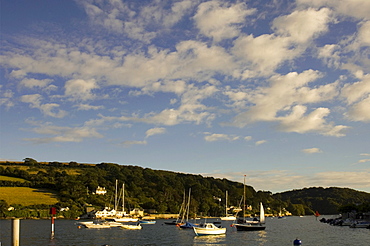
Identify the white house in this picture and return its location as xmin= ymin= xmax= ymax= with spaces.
xmin=95 ymin=186 xmax=107 ymax=195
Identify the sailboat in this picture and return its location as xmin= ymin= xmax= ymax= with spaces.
xmin=220 ymin=190 xmax=237 ymax=221
xmin=112 ymin=181 xmax=138 ymax=222
xmin=165 ymin=190 xmax=186 ymax=225
xmin=95 ymin=180 xmax=138 ymax=222
xmin=177 ymin=188 xmax=198 ymax=229
xmin=233 ymin=176 xmax=266 ymax=231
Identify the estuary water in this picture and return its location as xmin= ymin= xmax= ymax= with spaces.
xmin=0 ymin=216 xmax=369 ymax=246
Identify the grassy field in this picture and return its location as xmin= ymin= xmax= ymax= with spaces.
xmin=0 ymin=187 xmax=58 ymax=206
xmin=0 ymin=175 xmax=27 ymax=182
xmin=0 ymin=165 xmax=81 ymax=175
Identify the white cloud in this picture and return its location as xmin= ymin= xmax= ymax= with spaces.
xmin=0 ymin=89 xmax=14 ymax=108
xmin=317 ymin=44 xmax=341 ymax=69
xmin=341 ymin=74 xmax=370 ymax=104
xmin=232 ymin=34 xmax=302 ymax=76
xmin=80 ymin=0 xmax=195 ymax=43
xmin=302 ymin=148 xmax=323 ymax=154
xmin=255 ymin=140 xmax=266 ymax=146
xmin=272 ymin=8 xmax=333 ymax=43
xmin=341 ymin=74 xmax=370 ymax=122
xmin=74 ymin=104 xmax=104 ymax=111
xmin=277 ymin=105 xmax=349 ymax=136
xmin=64 ymin=79 xmax=98 ymax=101
xmin=357 ymin=21 xmax=370 ymax=47
xmin=346 ymin=96 xmax=370 ymax=122
xmin=145 ymin=127 xmax=166 ymax=138
xmin=20 ymin=94 xmax=67 ymax=118
xmin=23 ymin=123 xmax=103 ymax=143
xmin=194 ymin=1 xmax=255 ymax=42
xmin=244 ymin=136 xmax=252 ymax=141
xmin=296 ymin=0 xmax=370 ymax=20
xmin=230 ymin=70 xmax=347 ymax=136
xmin=20 ymin=78 xmax=53 ymax=89
xmin=204 ymin=133 xmax=239 ymax=142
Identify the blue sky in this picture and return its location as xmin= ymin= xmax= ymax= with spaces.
xmin=1 ymin=0 xmax=370 ymax=193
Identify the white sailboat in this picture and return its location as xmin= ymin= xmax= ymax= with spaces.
xmin=220 ymin=190 xmax=237 ymax=221
xmin=233 ymin=176 xmax=266 ymax=231
xmin=95 ymin=180 xmax=138 ymax=222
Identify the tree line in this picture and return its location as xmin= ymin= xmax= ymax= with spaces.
xmin=1 ymin=158 xmax=369 ymax=219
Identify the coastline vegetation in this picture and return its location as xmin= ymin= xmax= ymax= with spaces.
xmin=1 ymin=158 xmax=369 ymax=219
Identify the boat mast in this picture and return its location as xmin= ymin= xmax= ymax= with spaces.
xmin=243 ymin=175 xmax=246 ymax=220
xmin=225 ymin=190 xmax=228 ymax=217
xmin=122 ymin=183 xmax=125 ymax=213
xmin=186 ymin=188 xmax=191 ymax=222
xmin=115 ymin=179 xmax=118 ymax=211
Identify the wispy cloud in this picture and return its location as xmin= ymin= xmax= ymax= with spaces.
xmin=204 ymin=133 xmax=240 ymax=142
xmin=120 ymin=140 xmax=147 ymax=147
xmin=255 ymin=140 xmax=267 ymax=146
xmin=302 ymin=148 xmax=323 ymax=154
xmin=145 ymin=127 xmax=166 ymax=138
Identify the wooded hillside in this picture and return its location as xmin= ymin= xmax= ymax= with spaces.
xmin=1 ymin=159 xmax=369 ymax=218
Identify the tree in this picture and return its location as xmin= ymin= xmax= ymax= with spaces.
xmin=23 ymin=158 xmax=38 ymax=166
xmin=0 ymin=200 xmax=9 ymax=217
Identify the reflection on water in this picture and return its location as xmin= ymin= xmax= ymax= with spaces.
xmin=257 ymin=230 xmax=268 ymax=245
xmin=193 ymin=234 xmax=227 ymax=245
xmin=1 ymin=217 xmax=369 ymax=246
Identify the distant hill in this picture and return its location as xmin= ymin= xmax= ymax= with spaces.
xmin=273 ymin=187 xmax=370 ymax=214
xmin=1 ymin=160 xmax=369 ymax=218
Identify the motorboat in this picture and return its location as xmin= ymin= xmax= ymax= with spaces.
xmin=120 ymin=223 xmax=142 ymax=230
xmin=139 ymin=220 xmax=156 ymax=224
xmin=350 ymin=221 xmax=370 ymax=228
xmin=193 ymin=223 xmax=226 ymax=236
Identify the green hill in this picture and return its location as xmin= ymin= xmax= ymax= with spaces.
xmin=1 ymin=159 xmax=369 ymax=218
xmin=273 ymin=187 xmax=370 ymax=214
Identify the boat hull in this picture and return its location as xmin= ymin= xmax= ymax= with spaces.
xmin=120 ymin=224 xmax=142 ymax=230
xmin=139 ymin=220 xmax=156 ymax=224
xmin=193 ymin=223 xmax=226 ymax=236
xmin=220 ymin=216 xmax=236 ymax=221
xmin=193 ymin=228 xmax=226 ymax=236
xmin=234 ymin=224 xmax=266 ymax=231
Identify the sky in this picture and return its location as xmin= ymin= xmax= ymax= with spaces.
xmin=1 ymin=0 xmax=370 ymax=193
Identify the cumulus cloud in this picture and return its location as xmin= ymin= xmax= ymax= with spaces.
xmin=346 ymin=96 xmax=370 ymax=122
xmin=296 ymin=0 xmax=370 ymax=20
xmin=64 ymin=79 xmax=98 ymax=101
xmin=272 ymin=8 xmax=333 ymax=43
xmin=230 ymin=70 xmax=347 ymax=136
xmin=194 ymin=1 xmax=255 ymax=42
xmin=342 ymin=74 xmax=370 ymax=122
xmin=317 ymin=44 xmax=341 ymax=69
xmin=232 ymin=34 xmax=301 ymax=76
xmin=20 ymin=94 xmax=67 ymax=118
